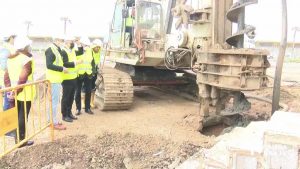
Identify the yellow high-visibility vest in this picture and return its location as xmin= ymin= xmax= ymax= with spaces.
xmin=7 ymin=54 xmax=35 ymax=101
xmin=62 ymin=47 xmax=78 ymax=80
xmin=126 ymin=17 xmax=134 ymax=27
xmin=92 ymin=50 xmax=101 ymax=67
xmin=46 ymin=44 xmax=63 ymax=83
xmin=77 ymin=48 xmax=93 ymax=75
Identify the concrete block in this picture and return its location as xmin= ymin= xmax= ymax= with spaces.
xmin=227 ymin=122 xmax=266 ymax=153
xmin=264 ymin=143 xmax=299 ymax=169
xmin=226 ymin=122 xmax=267 ymax=169
xmin=267 ymin=111 xmax=300 ymax=139
xmin=178 ymin=112 xmax=300 ymax=169
xmin=176 ymin=159 xmax=201 ymax=169
xmin=235 ymin=156 xmax=257 ymax=169
xmin=263 ymin=111 xmax=300 ymax=169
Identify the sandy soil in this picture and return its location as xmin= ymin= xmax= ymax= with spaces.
xmin=51 ymin=87 xmax=213 ymax=145
xmin=1 ymin=55 xmax=300 ymax=168
xmin=0 ymin=87 xmax=213 ymax=169
xmin=1 ymin=84 xmax=299 ymax=169
xmin=0 ymin=133 xmax=202 ymax=169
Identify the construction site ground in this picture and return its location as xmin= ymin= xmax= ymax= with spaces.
xmin=1 ymin=59 xmax=300 ymax=169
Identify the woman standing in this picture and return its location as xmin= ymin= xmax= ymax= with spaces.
xmin=5 ymin=36 xmax=35 ymax=147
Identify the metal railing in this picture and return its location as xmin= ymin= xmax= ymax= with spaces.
xmin=0 ymin=80 xmax=54 ymax=158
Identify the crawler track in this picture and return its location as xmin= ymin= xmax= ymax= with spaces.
xmin=96 ymin=67 xmax=133 ymax=110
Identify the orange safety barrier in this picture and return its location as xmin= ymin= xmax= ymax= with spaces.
xmin=0 ymin=80 xmax=54 ymax=158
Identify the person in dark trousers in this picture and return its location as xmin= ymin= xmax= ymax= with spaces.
xmin=75 ymin=37 xmax=95 ymax=115
xmin=60 ymin=36 xmax=82 ymax=122
xmin=5 ymin=36 xmax=34 ymax=147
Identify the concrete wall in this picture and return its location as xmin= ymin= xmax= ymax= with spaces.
xmin=31 ymin=37 xmax=52 ymax=51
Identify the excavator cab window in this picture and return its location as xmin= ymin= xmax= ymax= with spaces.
xmin=110 ymin=0 xmax=163 ymax=48
xmin=110 ymin=2 xmax=124 ymax=48
xmin=136 ymin=1 xmax=162 ymax=40
xmin=112 ymin=4 xmax=123 ymax=31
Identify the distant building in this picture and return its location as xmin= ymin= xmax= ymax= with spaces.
xmin=30 ymin=36 xmax=52 ymax=51
xmin=255 ymin=41 xmax=300 ymax=58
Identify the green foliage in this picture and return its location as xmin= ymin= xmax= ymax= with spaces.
xmin=284 ymin=57 xmax=300 ymax=63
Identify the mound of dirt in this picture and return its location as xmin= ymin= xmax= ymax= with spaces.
xmin=0 ymin=132 xmax=203 ymax=169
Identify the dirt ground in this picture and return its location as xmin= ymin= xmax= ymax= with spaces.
xmin=1 ymin=83 xmax=299 ymax=169
xmin=1 ymin=55 xmax=300 ymax=169
xmin=0 ymin=133 xmax=202 ymax=169
xmin=0 ymin=87 xmax=213 ymax=169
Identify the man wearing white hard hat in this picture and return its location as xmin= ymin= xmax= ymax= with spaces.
xmin=60 ymin=35 xmax=83 ymax=122
xmin=75 ymin=37 xmax=95 ymax=115
xmin=5 ymin=36 xmax=35 ymax=147
xmin=90 ymin=39 xmax=103 ymax=108
xmin=44 ymin=34 xmax=68 ymax=130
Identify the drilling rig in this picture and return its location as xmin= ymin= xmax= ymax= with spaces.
xmin=96 ymin=0 xmax=269 ymax=131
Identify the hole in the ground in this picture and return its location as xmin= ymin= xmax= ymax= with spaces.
xmin=202 ymin=124 xmax=229 ymax=137
xmin=201 ymin=114 xmax=251 ymax=137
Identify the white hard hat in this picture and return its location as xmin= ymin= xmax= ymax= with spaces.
xmin=80 ymin=37 xmax=91 ymax=46
xmin=92 ymin=39 xmax=103 ymax=48
xmin=52 ymin=33 xmax=65 ymax=40
xmin=14 ymin=36 xmax=32 ymax=50
xmin=64 ymin=35 xmax=75 ymax=41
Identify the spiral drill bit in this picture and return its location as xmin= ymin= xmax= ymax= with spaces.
xmin=226 ymin=0 xmax=257 ymax=48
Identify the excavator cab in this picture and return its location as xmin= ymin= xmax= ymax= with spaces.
xmin=110 ymin=0 xmax=164 ymax=49
xmin=135 ymin=1 xmax=163 ymax=40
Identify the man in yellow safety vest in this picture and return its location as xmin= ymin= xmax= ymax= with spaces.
xmin=75 ymin=37 xmax=95 ymax=115
xmin=45 ymin=34 xmax=68 ymax=130
xmin=60 ymin=36 xmax=82 ymax=122
xmin=90 ymin=39 xmax=103 ymax=108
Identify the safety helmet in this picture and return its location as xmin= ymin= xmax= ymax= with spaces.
xmin=64 ymin=35 xmax=75 ymax=41
xmin=14 ymin=36 xmax=32 ymax=50
xmin=80 ymin=36 xmax=91 ymax=46
xmin=52 ymin=33 xmax=65 ymax=40
xmin=92 ymin=39 xmax=103 ymax=48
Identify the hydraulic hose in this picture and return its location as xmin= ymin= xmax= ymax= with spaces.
xmin=245 ymin=94 xmax=289 ymax=112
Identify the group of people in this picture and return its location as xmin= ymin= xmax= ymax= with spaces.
xmin=46 ymin=35 xmax=102 ymax=130
xmin=0 ymin=33 xmax=102 ymax=147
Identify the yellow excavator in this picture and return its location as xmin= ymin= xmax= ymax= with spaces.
xmin=95 ymin=0 xmax=269 ymax=131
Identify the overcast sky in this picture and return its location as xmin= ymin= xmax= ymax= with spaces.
xmin=0 ymin=0 xmax=299 ymax=42
xmin=0 ymin=0 xmax=115 ymax=38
